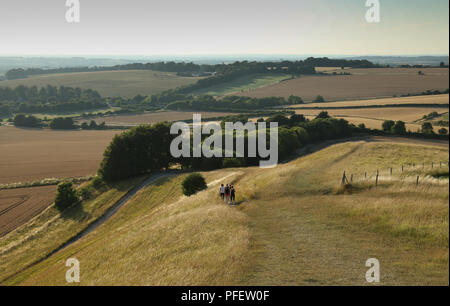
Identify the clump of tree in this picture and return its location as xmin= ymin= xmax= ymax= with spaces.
xmin=313 ymin=95 xmax=325 ymax=103
xmin=13 ymin=114 xmax=41 ymax=128
xmin=50 ymin=117 xmax=76 ymax=130
xmin=54 ymin=182 xmax=79 ymax=211
xmin=421 ymin=122 xmax=435 ymax=134
xmin=182 ymin=173 xmax=208 ymax=196
xmin=81 ymin=120 xmax=106 ymax=130
xmin=382 ymin=120 xmax=407 ymax=135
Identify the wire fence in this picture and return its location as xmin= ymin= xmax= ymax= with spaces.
xmin=341 ymin=161 xmax=449 ymax=187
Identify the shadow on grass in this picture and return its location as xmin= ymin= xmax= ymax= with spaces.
xmin=60 ymin=202 xmax=90 ymax=221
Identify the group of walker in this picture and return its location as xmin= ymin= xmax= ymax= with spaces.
xmin=219 ymin=184 xmax=236 ymax=205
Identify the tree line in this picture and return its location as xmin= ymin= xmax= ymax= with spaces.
xmin=4 ymin=57 xmax=379 ymax=80
xmin=0 ymin=85 xmax=107 ymax=116
xmin=98 ymin=114 xmax=355 ymax=182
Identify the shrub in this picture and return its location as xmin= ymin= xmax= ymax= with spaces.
xmin=421 ymin=122 xmax=434 ymax=134
xmin=391 ymin=121 xmax=407 ymax=135
xmin=91 ymin=176 xmax=104 ymax=189
xmin=315 ymin=111 xmax=330 ymax=119
xmin=55 ymin=182 xmax=79 ymax=211
xmin=382 ymin=120 xmax=395 ymax=132
xmin=438 ymin=128 xmax=448 ymax=135
xmin=313 ymin=95 xmax=325 ymax=103
xmin=182 ymin=173 xmax=207 ymax=196
xmin=222 ymin=158 xmax=243 ymax=168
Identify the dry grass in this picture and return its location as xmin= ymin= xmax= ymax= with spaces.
xmin=2 ymin=140 xmax=448 ymax=285
xmin=237 ymin=68 xmax=449 ymax=101
xmin=0 ymin=176 xmax=145 ymax=283
xmin=0 ymin=70 xmax=203 ymax=98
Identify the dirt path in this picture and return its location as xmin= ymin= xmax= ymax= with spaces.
xmin=56 ymin=172 xmax=177 ymax=252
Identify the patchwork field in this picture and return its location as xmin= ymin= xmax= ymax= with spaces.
xmin=237 ymin=68 xmax=449 ymax=101
xmin=81 ymin=111 xmax=234 ymax=126
xmin=0 ymin=185 xmax=56 ymax=237
xmin=0 ymin=70 xmax=203 ymax=98
xmin=0 ymin=126 xmax=120 ymax=184
xmin=2 ymin=140 xmax=448 ymax=285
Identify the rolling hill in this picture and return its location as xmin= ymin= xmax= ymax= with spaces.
xmin=1 ymin=138 xmax=448 ymax=285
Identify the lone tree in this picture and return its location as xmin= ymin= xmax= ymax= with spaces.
xmin=313 ymin=95 xmax=325 ymax=103
xmin=315 ymin=111 xmax=330 ymax=119
xmin=182 ymin=173 xmax=207 ymax=196
xmin=55 ymin=182 xmax=79 ymax=211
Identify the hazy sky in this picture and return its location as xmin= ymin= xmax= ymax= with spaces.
xmin=0 ymin=0 xmax=448 ymax=56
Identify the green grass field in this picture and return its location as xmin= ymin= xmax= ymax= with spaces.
xmin=1 ymin=139 xmax=448 ymax=285
xmin=191 ymin=73 xmax=291 ymax=96
xmin=0 ymin=70 xmax=203 ymax=98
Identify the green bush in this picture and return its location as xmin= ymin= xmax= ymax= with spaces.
xmin=222 ymin=158 xmax=243 ymax=168
xmin=382 ymin=120 xmax=395 ymax=132
xmin=182 ymin=173 xmax=207 ymax=196
xmin=391 ymin=121 xmax=407 ymax=135
xmin=91 ymin=176 xmax=104 ymax=189
xmin=438 ymin=128 xmax=448 ymax=135
xmin=313 ymin=95 xmax=325 ymax=103
xmin=55 ymin=182 xmax=79 ymax=211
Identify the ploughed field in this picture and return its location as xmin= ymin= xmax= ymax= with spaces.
xmin=0 ymin=126 xmax=119 ymax=184
xmin=236 ymin=68 xmax=449 ymax=101
xmin=0 ymin=185 xmax=56 ymax=237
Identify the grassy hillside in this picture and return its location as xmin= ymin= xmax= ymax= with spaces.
xmin=190 ymin=73 xmax=291 ymax=96
xmin=1 ymin=140 xmax=448 ymax=285
xmin=0 ymin=70 xmax=203 ymax=98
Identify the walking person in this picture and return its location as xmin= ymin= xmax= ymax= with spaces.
xmin=230 ymin=185 xmax=236 ymax=205
xmin=225 ymin=184 xmax=230 ymax=204
xmin=219 ymin=184 xmax=225 ymax=201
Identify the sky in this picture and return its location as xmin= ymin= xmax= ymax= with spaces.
xmin=0 ymin=0 xmax=448 ymax=56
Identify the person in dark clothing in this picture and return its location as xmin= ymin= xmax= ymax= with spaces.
xmin=225 ymin=184 xmax=230 ymax=203
xmin=230 ymin=185 xmax=236 ymax=205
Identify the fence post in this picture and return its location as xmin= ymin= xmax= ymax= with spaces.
xmin=401 ymin=165 xmax=404 ymax=172
xmin=365 ymin=172 xmax=367 ymax=179
xmin=376 ymin=170 xmax=379 ymax=187
xmin=341 ymin=171 xmax=348 ymax=185
xmin=416 ymin=176 xmax=419 ymax=186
